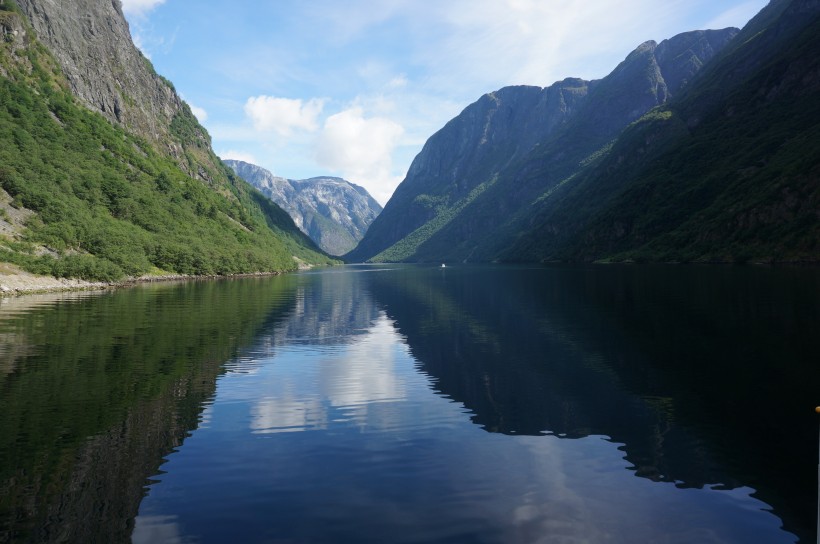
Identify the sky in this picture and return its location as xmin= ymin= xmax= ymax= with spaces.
xmin=121 ymin=0 xmax=770 ymax=205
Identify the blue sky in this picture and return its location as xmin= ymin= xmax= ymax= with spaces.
xmin=122 ymin=0 xmax=769 ymax=204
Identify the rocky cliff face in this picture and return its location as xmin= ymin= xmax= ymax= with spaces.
xmin=14 ymin=0 xmax=213 ymax=177
xmin=347 ymin=27 xmax=738 ymax=263
xmin=225 ymin=160 xmax=382 ymax=256
xmin=0 ymin=0 xmax=331 ymax=280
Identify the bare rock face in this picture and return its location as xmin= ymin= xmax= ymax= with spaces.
xmin=224 ymin=160 xmax=383 ymax=256
xmin=0 ymin=8 xmax=26 ymax=60
xmin=14 ymin=0 xmax=211 ymax=171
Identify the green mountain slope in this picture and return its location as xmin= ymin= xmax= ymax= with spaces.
xmin=349 ymin=0 xmax=818 ymax=265
xmin=347 ymin=28 xmax=738 ymax=263
xmin=504 ymin=0 xmax=820 ymax=263
xmin=0 ymin=1 xmax=333 ymax=281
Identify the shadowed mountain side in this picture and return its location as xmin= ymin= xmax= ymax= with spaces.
xmin=345 ymin=79 xmax=593 ymax=263
xmin=504 ymin=0 xmax=820 ymax=263
xmin=0 ymin=277 xmax=298 ymax=543
xmin=347 ymin=27 xmax=738 ymax=263
xmin=362 ymin=264 xmax=820 ymax=541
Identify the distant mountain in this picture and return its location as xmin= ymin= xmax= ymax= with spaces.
xmin=0 ymin=0 xmax=332 ymax=282
xmin=225 ymin=160 xmax=382 ymax=256
xmin=347 ymin=1 xmax=819 ymax=264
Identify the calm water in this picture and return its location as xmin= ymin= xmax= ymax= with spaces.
xmin=1 ymin=264 xmax=819 ymax=543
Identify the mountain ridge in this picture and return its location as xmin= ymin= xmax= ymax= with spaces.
xmin=347 ymin=0 xmax=819 ymax=264
xmin=503 ymin=0 xmax=820 ymax=263
xmin=346 ymin=27 xmax=740 ymax=263
xmin=224 ymin=160 xmax=382 ymax=256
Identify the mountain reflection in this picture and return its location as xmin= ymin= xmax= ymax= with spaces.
xmin=362 ymin=264 xmax=820 ymax=540
xmin=0 ymin=278 xmax=297 ymax=544
xmin=130 ymin=265 xmax=806 ymax=544
xmin=1 ymin=266 xmax=817 ymax=543
xmin=270 ymin=268 xmax=382 ymax=346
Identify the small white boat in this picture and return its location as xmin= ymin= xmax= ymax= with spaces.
xmin=441 ymin=263 xmax=446 ymax=268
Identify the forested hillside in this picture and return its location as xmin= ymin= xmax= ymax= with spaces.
xmin=504 ymin=0 xmax=820 ymax=263
xmin=348 ymin=0 xmax=818 ymax=264
xmin=0 ymin=0 xmax=333 ymax=282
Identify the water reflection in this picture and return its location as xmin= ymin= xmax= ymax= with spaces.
xmin=131 ymin=265 xmax=811 ymax=543
xmin=0 ymin=278 xmax=297 ymax=543
xmin=1 ymin=265 xmax=817 ymax=543
xmin=366 ymin=264 xmax=819 ymax=540
xmin=270 ymin=267 xmax=382 ymax=346
xmin=234 ymin=312 xmax=410 ymax=436
xmin=225 ymin=271 xmax=408 ymax=434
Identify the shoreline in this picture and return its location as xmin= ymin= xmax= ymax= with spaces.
xmin=0 ymin=266 xmax=297 ymax=298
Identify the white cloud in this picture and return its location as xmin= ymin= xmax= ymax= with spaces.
xmin=131 ymin=32 xmax=150 ymax=57
xmin=315 ymin=107 xmax=404 ymax=205
xmin=218 ymin=149 xmax=259 ymax=165
xmin=423 ymin=0 xmax=667 ymax=89
xmin=186 ymin=102 xmax=207 ymax=123
xmin=244 ymin=96 xmax=325 ymax=136
xmin=121 ymin=0 xmax=166 ymax=18
xmin=122 ymin=0 xmax=176 ymax=59
xmin=386 ymin=75 xmax=409 ymax=90
xmin=138 ymin=0 xmax=768 ymax=205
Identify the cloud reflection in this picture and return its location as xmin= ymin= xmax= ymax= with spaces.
xmin=131 ymin=515 xmax=184 ymax=544
xmin=251 ymin=395 xmax=326 ymax=434
xmin=323 ymin=313 xmax=406 ymax=407
xmin=249 ymin=312 xmax=408 ymax=434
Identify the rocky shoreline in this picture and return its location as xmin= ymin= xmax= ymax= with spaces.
xmin=0 ymin=264 xmax=303 ymax=298
xmin=0 ymin=265 xmax=110 ymax=296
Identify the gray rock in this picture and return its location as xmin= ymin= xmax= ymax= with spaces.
xmin=14 ymin=0 xmax=213 ymax=178
xmin=224 ymin=160 xmax=382 ymax=256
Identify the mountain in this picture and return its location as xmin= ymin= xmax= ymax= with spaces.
xmin=346 ymin=27 xmax=738 ymax=263
xmin=506 ymin=0 xmax=820 ymax=263
xmin=0 ymin=0 xmax=333 ymax=282
xmin=348 ymin=0 xmax=819 ymax=264
xmin=225 ymin=160 xmax=382 ymax=256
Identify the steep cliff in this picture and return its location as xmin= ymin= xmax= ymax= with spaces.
xmin=0 ymin=0 xmax=332 ymax=281
xmin=347 ymin=28 xmax=738 ymax=262
xmin=504 ymin=0 xmax=820 ymax=263
xmin=14 ymin=0 xmax=213 ymax=177
xmin=225 ymin=160 xmax=382 ymax=256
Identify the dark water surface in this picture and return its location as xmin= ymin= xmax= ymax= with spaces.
xmin=1 ymin=264 xmax=819 ymax=543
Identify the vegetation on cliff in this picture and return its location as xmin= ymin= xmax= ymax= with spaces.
xmin=504 ymin=0 xmax=820 ymax=263
xmin=0 ymin=1 xmax=334 ymax=281
xmin=348 ymin=0 xmax=818 ymax=264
